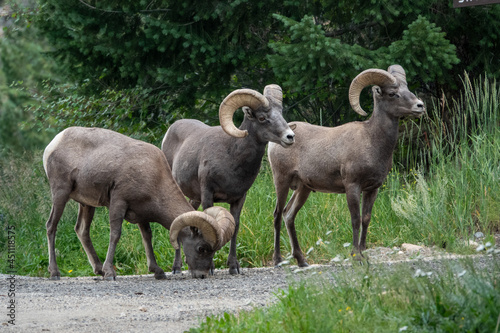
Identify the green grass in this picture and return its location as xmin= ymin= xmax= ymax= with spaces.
xmin=189 ymin=259 xmax=500 ymax=333
xmin=1 ymin=74 xmax=499 ymax=278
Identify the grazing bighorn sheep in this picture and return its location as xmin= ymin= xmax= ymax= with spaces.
xmin=162 ymin=85 xmax=295 ymax=274
xmin=43 ymin=127 xmax=235 ymax=280
xmin=268 ymin=65 xmax=425 ymax=266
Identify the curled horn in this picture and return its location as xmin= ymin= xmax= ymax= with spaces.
xmin=388 ymin=65 xmax=407 ymax=86
xmin=169 ymin=207 xmax=235 ymax=251
xmin=348 ymin=68 xmax=398 ymax=116
xmin=219 ymin=89 xmax=269 ymax=138
xmin=263 ymin=84 xmax=283 ymax=105
xmin=202 ymin=206 xmax=235 ymax=250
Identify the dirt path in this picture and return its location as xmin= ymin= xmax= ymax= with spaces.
xmin=1 ymin=250 xmax=497 ymax=333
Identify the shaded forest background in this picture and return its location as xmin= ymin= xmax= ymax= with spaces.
xmin=1 ymin=0 xmax=499 ymax=159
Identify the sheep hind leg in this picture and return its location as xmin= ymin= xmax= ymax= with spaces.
xmin=359 ymin=189 xmax=379 ymax=252
xmin=283 ymin=187 xmax=311 ymax=267
xmin=138 ymin=223 xmax=166 ymax=280
xmin=272 ymin=181 xmax=290 ymax=266
xmin=46 ymin=194 xmax=69 ymax=280
xmin=74 ymin=204 xmax=103 ymax=276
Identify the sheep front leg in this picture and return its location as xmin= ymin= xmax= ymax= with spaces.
xmin=74 ymin=204 xmax=103 ymax=276
xmin=172 ymin=249 xmax=183 ymax=274
xmin=228 ymin=196 xmax=246 ymax=275
xmin=171 ymin=200 xmax=200 ymax=274
xmin=138 ymin=223 xmax=167 ymax=280
xmin=272 ymin=182 xmax=290 ymax=266
xmin=200 ymin=190 xmax=216 ymax=275
xmin=102 ymin=200 xmax=126 ymax=280
xmin=346 ymin=185 xmax=363 ymax=259
xmin=360 ymin=189 xmax=379 ymax=252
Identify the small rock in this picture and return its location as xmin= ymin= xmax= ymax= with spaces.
xmin=401 ymin=243 xmax=423 ymax=253
xmin=330 ymin=255 xmax=342 ymax=263
xmin=474 ymin=232 xmax=485 ymax=239
xmin=138 ymin=306 xmax=147 ymax=312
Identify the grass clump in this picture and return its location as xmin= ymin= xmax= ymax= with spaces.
xmin=189 ymin=258 xmax=500 ymax=332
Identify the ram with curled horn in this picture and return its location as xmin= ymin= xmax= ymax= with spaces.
xmin=162 ymin=84 xmax=295 ymax=275
xmin=43 ymin=127 xmax=235 ymax=280
xmin=268 ymin=65 xmax=425 ymax=267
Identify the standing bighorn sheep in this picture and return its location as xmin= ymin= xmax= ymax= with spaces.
xmin=268 ymin=65 xmax=425 ymax=266
xmin=162 ymin=85 xmax=295 ymax=274
xmin=43 ymin=127 xmax=235 ymax=280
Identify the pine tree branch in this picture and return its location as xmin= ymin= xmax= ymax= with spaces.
xmin=324 ymin=21 xmax=378 ymax=38
xmin=78 ymin=0 xmax=171 ymax=14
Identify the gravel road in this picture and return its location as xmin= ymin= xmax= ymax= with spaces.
xmin=1 ymin=249 xmax=497 ymax=333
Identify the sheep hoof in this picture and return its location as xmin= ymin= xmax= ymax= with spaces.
xmin=298 ymin=262 xmax=309 ymax=268
xmin=172 ymin=268 xmax=182 ymax=274
xmin=155 ymin=272 xmax=167 ymax=280
xmin=229 ymin=267 xmax=240 ymax=275
xmin=49 ymin=275 xmax=61 ymax=281
xmin=104 ymin=275 xmax=116 ymax=281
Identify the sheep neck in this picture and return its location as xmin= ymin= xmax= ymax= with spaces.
xmin=233 ymin=118 xmax=267 ymax=174
xmin=365 ymin=107 xmax=400 ymax=158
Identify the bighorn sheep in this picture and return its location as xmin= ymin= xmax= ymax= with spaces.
xmin=162 ymin=85 xmax=295 ymax=274
xmin=268 ymin=65 xmax=425 ymax=266
xmin=43 ymin=127 xmax=235 ymax=280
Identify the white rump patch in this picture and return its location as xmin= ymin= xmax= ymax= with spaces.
xmin=43 ymin=130 xmax=66 ymax=175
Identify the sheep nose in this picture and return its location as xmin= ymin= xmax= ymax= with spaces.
xmin=287 ymin=133 xmax=295 ymax=142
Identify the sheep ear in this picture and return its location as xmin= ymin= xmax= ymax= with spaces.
xmin=242 ymin=106 xmax=255 ymax=120
xmin=372 ymin=86 xmax=382 ymax=97
xmin=190 ymin=226 xmax=200 ymax=236
xmin=289 ymin=123 xmax=297 ymax=130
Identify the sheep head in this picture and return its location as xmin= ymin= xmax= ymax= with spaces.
xmin=169 ymin=206 xmax=235 ymax=278
xmin=348 ymin=65 xmax=425 ymax=118
xmin=218 ymin=85 xmax=295 ymax=147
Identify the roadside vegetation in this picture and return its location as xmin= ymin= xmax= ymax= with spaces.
xmin=189 ymin=259 xmax=500 ymax=333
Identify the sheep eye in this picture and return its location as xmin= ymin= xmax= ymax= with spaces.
xmin=389 ymin=93 xmax=399 ymax=98
xmin=258 ymin=116 xmax=266 ymax=122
